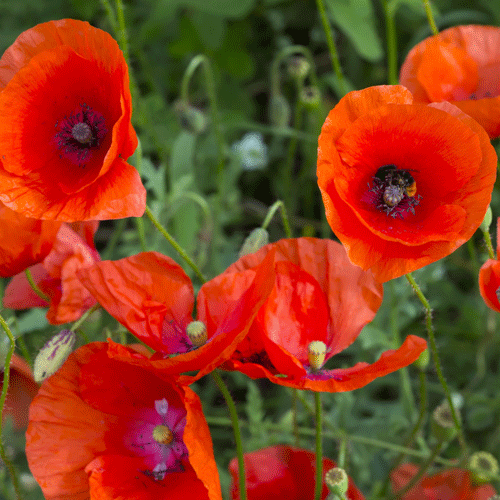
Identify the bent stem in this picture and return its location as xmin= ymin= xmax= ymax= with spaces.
xmin=144 ymin=205 xmax=207 ymax=283
xmin=405 ymin=273 xmax=466 ymax=452
xmin=0 ymin=312 xmax=22 ymax=500
xmin=25 ymin=268 xmax=50 ymax=303
xmin=211 ymin=370 xmax=246 ymax=500
xmin=262 ymin=200 xmax=292 ymax=238
xmin=314 ymin=391 xmax=323 ymax=500
xmin=422 ymin=0 xmax=439 ymax=35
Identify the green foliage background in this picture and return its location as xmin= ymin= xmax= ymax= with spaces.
xmin=1 ymin=0 xmax=500 ymax=498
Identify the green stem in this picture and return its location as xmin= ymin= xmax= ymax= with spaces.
xmin=133 ymin=139 xmax=147 ymax=252
xmin=381 ymin=0 xmax=398 ymax=85
xmin=314 ymin=391 xmax=323 ymax=500
xmin=70 ymin=304 xmax=100 ymax=342
xmin=144 ymin=205 xmax=207 ymax=283
xmin=25 ymin=268 xmax=50 ymax=303
xmin=482 ymin=229 xmax=496 ymax=260
xmin=211 ymin=371 xmax=246 ymax=500
xmin=405 ymin=273 xmax=466 ymax=452
xmin=115 ymin=0 xmax=130 ymax=64
xmin=99 ymin=0 xmax=117 ymax=32
xmin=0 ymin=313 xmax=22 ymax=500
xmin=291 ymin=389 xmax=300 ymax=446
xmin=16 ymin=334 xmax=32 ymax=369
xmin=389 ymin=439 xmax=444 ymax=500
xmin=101 ymin=218 xmax=127 ymax=260
xmin=315 ymin=0 xmax=346 ymax=95
xmin=261 ymin=200 xmax=292 ymax=238
xmin=422 ymin=0 xmax=439 ymax=35
xmin=180 ymin=55 xmax=225 ymax=189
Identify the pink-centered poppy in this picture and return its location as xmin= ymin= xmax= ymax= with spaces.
xmin=0 ymin=19 xmax=145 ymax=221
xmin=77 ymin=250 xmax=275 ymax=380
xmin=26 ymin=342 xmax=222 ymax=500
xmin=220 ymin=238 xmax=427 ymax=391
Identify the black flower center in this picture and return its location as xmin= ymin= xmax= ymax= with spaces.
xmin=54 ymin=104 xmax=107 ymax=167
xmin=368 ymin=164 xmax=422 ymax=219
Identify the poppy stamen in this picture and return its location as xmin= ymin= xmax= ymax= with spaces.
xmin=54 ymin=104 xmax=107 ymax=166
xmin=369 ymin=164 xmax=422 ymax=219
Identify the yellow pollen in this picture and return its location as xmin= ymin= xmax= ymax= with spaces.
xmin=186 ymin=320 xmax=208 ymax=347
xmin=152 ymin=425 xmax=173 ymax=445
xmin=308 ymin=341 xmax=327 ymax=371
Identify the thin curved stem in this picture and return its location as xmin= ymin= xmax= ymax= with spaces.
xmin=422 ymin=0 xmax=439 ymax=35
xmin=261 ymin=200 xmax=292 ymax=238
xmin=180 ymin=55 xmax=225 ymax=186
xmin=25 ymin=268 xmax=50 ymax=303
xmin=314 ymin=391 xmax=323 ymax=500
xmin=0 ymin=312 xmax=22 ymax=500
xmin=405 ymin=273 xmax=466 ymax=452
xmin=211 ymin=371 xmax=246 ymax=500
xmin=144 ymin=205 xmax=207 ymax=283
xmin=315 ymin=0 xmax=346 ymax=95
xmin=70 ymin=303 xmax=101 ymax=337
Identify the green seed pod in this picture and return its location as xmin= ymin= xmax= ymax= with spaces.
xmin=325 ymin=467 xmax=349 ymax=499
xmin=186 ymin=320 xmax=208 ymax=347
xmin=480 ymin=205 xmax=493 ymax=232
xmin=174 ymin=101 xmax=207 ymax=134
xmin=413 ymin=348 xmax=430 ymax=371
xmin=299 ymin=86 xmax=321 ymax=109
xmin=431 ymin=401 xmax=460 ymax=442
xmin=287 ymin=56 xmax=311 ymax=81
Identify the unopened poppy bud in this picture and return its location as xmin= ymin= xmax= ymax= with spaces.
xmin=413 ymin=348 xmax=429 ymax=371
xmin=299 ymin=86 xmax=321 ymax=109
xmin=308 ymin=341 xmax=327 ymax=371
xmin=325 ymin=467 xmax=349 ymax=499
xmin=431 ymin=401 xmax=460 ymax=442
xmin=480 ymin=205 xmax=493 ymax=232
xmin=186 ymin=321 xmax=208 ymax=347
xmin=287 ymin=56 xmax=310 ymax=81
xmin=239 ymin=228 xmax=269 ymax=257
xmin=174 ymin=101 xmax=207 ymax=134
xmin=34 ymin=329 xmax=76 ymax=383
xmin=269 ymin=93 xmax=291 ymax=127
xmin=469 ymin=451 xmax=499 ymax=484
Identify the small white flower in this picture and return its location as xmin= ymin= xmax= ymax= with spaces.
xmin=232 ymin=132 xmax=268 ymax=170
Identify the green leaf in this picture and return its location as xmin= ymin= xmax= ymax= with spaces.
xmin=178 ymin=0 xmax=255 ymax=18
xmin=324 ymin=0 xmax=383 ymax=62
xmin=190 ymin=12 xmax=227 ymax=51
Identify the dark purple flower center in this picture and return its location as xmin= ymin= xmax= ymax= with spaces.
xmin=54 ymin=104 xmax=107 ymax=166
xmin=365 ymin=164 xmax=422 ymax=219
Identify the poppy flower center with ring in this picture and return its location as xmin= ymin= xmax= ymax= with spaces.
xmin=54 ymin=104 xmax=107 ymax=167
xmin=368 ymin=164 xmax=422 ymax=219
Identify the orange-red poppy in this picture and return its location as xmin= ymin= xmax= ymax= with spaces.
xmin=3 ymin=222 xmax=99 ymax=324
xmin=390 ymin=463 xmax=496 ymax=500
xmin=1 ymin=353 xmax=38 ymax=430
xmin=400 ymin=25 xmax=500 ymax=138
xmin=0 ymin=19 xmax=145 ymax=221
xmin=0 ymin=203 xmax=61 ymax=278
xmin=26 ymin=342 xmax=222 ymax=500
xmin=77 ymin=251 xmax=275 ymax=380
xmin=220 ymin=238 xmax=427 ymax=391
xmin=479 ymin=217 xmax=500 ymax=312
xmin=317 ymin=85 xmax=497 ymax=282
xmin=229 ymin=446 xmax=365 ymax=500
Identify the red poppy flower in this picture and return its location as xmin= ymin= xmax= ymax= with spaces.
xmin=317 ymin=85 xmax=497 ymax=282
xmin=479 ymin=217 xmax=500 ymax=312
xmin=219 ymin=238 xmax=426 ymax=391
xmin=1 ymin=353 xmax=38 ymax=430
xmin=0 ymin=202 xmax=61 ymax=278
xmin=400 ymin=25 xmax=500 ymax=138
xmin=76 ymin=250 xmax=275 ymax=380
xmin=3 ymin=222 xmax=99 ymax=324
xmin=390 ymin=463 xmax=496 ymax=500
xmin=229 ymin=446 xmax=365 ymax=500
xmin=26 ymin=342 xmax=222 ymax=500
xmin=0 ymin=19 xmax=145 ymax=221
